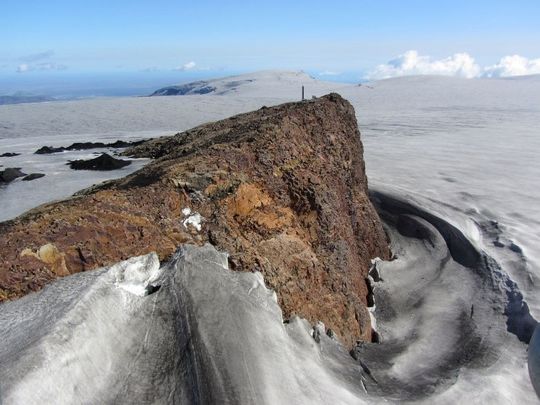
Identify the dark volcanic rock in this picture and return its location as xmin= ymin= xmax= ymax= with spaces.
xmin=150 ymin=81 xmax=216 ymax=96
xmin=0 ymin=168 xmax=26 ymax=183
xmin=67 ymin=153 xmax=131 ymax=171
xmin=0 ymin=153 xmax=20 ymax=157
xmin=0 ymin=94 xmax=390 ymax=347
xmin=22 ymin=173 xmax=46 ymax=181
xmin=35 ymin=146 xmax=63 ymax=154
xmin=106 ymin=140 xmax=148 ymax=148
xmin=35 ymin=139 xmax=147 ymax=154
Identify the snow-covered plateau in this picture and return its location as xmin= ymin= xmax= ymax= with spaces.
xmin=1 ymin=71 xmax=539 ymax=403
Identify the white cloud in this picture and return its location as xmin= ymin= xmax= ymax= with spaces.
xmin=174 ymin=61 xmax=196 ymax=71
xmin=367 ymin=50 xmax=540 ymax=80
xmin=483 ymin=55 xmax=540 ymax=77
xmin=16 ymin=62 xmax=67 ymax=73
xmin=367 ymin=50 xmax=481 ymax=80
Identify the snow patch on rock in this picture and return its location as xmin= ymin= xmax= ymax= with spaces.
xmin=181 ymin=207 xmax=203 ymax=231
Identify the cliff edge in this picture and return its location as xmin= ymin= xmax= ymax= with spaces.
xmin=0 ymin=93 xmax=390 ymax=346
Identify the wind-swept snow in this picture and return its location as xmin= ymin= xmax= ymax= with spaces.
xmin=365 ymin=188 xmax=537 ymax=403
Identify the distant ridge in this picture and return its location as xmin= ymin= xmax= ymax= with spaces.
xmin=150 ymin=80 xmax=218 ymax=96
xmin=149 ymin=70 xmax=346 ymax=97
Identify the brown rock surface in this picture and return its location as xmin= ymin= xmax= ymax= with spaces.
xmin=0 ymin=94 xmax=390 ymax=346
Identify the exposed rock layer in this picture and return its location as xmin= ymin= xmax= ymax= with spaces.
xmin=0 ymin=94 xmax=389 ymax=346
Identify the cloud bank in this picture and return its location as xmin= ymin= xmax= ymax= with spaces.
xmin=368 ymin=50 xmax=480 ymax=80
xmin=367 ymin=51 xmax=540 ymax=80
xmin=483 ymin=55 xmax=540 ymax=78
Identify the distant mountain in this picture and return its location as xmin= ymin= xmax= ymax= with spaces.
xmin=0 ymin=94 xmax=55 ymax=105
xmin=150 ymin=80 xmax=218 ymax=96
xmin=149 ymin=70 xmax=347 ymax=98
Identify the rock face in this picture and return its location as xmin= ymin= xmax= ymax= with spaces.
xmin=0 ymin=94 xmax=389 ymax=346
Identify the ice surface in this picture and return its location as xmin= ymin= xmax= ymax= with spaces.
xmin=0 ymin=132 xmax=151 ymax=220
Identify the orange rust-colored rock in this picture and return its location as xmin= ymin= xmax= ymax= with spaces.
xmin=0 ymin=94 xmax=390 ymax=346
xmin=20 ymin=243 xmax=69 ymax=276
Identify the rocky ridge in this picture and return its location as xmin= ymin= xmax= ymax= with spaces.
xmin=0 ymin=93 xmax=389 ymax=346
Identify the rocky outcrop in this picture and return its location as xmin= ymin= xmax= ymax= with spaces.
xmin=67 ymin=153 xmax=131 ymax=171
xmin=0 ymin=168 xmax=26 ymax=183
xmin=35 ymin=139 xmax=147 ymax=154
xmin=0 ymin=94 xmax=389 ymax=346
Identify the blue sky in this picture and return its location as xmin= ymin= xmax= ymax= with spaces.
xmin=1 ymin=1 xmax=539 ymax=93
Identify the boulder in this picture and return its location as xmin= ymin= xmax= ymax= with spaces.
xmin=22 ymin=173 xmax=46 ymax=181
